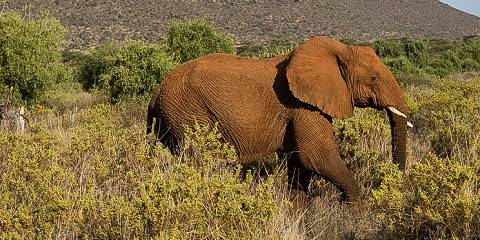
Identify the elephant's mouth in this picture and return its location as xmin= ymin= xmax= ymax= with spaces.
xmin=354 ymin=98 xmax=374 ymax=108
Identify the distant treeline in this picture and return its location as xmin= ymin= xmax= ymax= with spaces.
xmin=371 ymin=37 xmax=480 ymax=77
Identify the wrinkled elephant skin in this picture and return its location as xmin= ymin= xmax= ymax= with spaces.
xmin=147 ymin=37 xmax=410 ymax=203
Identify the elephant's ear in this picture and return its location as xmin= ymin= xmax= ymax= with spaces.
xmin=286 ymin=37 xmax=353 ymax=119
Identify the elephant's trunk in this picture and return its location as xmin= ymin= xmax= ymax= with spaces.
xmin=387 ymin=108 xmax=408 ymax=171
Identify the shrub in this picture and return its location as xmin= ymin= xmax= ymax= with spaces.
xmin=164 ymin=18 xmax=235 ymax=62
xmin=425 ymin=40 xmax=480 ymax=76
xmin=339 ymin=38 xmax=357 ymax=45
xmin=0 ymin=11 xmax=70 ymax=103
xmin=374 ymin=38 xmax=480 ymax=77
xmin=0 ymin=104 xmax=279 ymax=239
xmin=258 ymin=39 xmax=297 ymax=58
xmin=373 ymin=39 xmax=428 ymax=74
xmin=236 ymin=38 xmax=296 ymax=58
xmin=407 ymin=78 xmax=480 ymax=159
xmin=423 ymin=62 xmax=449 ymax=78
xmin=434 ymin=50 xmax=462 ymax=73
xmin=373 ymin=39 xmax=404 ymax=58
xmin=383 ymin=56 xmax=423 ymax=75
xmin=370 ymin=155 xmax=479 ymax=239
xmin=402 ymin=39 xmax=428 ymax=68
xmin=333 ymin=109 xmax=391 ymax=190
xmin=136 ymin=123 xmax=277 ymax=239
xmin=81 ymin=40 xmax=177 ymax=102
xmin=380 ymin=74 xmax=480 ymax=238
xmin=461 ymin=37 xmax=480 ymax=63
xmin=461 ymin=57 xmax=480 ymax=71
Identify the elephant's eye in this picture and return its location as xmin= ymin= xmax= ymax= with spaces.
xmin=370 ymin=74 xmax=379 ymax=82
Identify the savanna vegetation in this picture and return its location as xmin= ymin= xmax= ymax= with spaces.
xmin=0 ymin=10 xmax=479 ymax=239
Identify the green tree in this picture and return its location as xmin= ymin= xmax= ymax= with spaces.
xmin=373 ymin=39 xmax=404 ymax=58
xmin=164 ymin=18 xmax=235 ymax=63
xmin=81 ymin=41 xmax=177 ymax=102
xmin=0 ymin=11 xmax=69 ymax=103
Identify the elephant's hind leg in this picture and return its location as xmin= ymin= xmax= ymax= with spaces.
xmin=287 ymin=154 xmax=313 ymax=193
xmin=286 ymin=154 xmax=314 ymax=206
xmin=153 ymin=116 xmax=179 ymax=154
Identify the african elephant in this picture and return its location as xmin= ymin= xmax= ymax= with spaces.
xmin=147 ymin=36 xmax=411 ymax=203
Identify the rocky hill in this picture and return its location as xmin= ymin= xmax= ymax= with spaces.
xmin=3 ymin=0 xmax=480 ymax=50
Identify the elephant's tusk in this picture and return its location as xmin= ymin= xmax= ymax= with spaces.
xmin=387 ymin=106 xmax=407 ymax=118
xmin=387 ymin=107 xmax=414 ymax=128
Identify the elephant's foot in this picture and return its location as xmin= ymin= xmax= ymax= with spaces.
xmin=341 ymin=191 xmax=361 ymax=205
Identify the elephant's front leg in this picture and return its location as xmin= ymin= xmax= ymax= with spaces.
xmin=288 ymin=112 xmax=361 ymax=204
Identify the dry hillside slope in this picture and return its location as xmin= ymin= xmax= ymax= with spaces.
xmin=3 ymin=0 xmax=480 ymax=50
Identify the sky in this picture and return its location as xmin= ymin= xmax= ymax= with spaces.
xmin=438 ymin=0 xmax=480 ymax=16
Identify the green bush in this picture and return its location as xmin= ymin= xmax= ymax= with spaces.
xmin=164 ymin=18 xmax=235 ymax=62
xmin=425 ymin=40 xmax=480 ymax=76
xmin=370 ymin=155 xmax=479 ymax=239
xmin=429 ymin=50 xmax=463 ymax=76
xmin=333 ymin=75 xmax=480 ymax=240
xmin=373 ymin=39 xmax=429 ymax=66
xmin=374 ymin=74 xmax=480 ymax=238
xmin=0 ymin=126 xmax=71 ymax=239
xmin=373 ymin=38 xmax=480 ymax=77
xmin=461 ymin=57 xmax=480 ymax=71
xmin=373 ymin=39 xmax=404 ymax=58
xmin=81 ymin=40 xmax=177 ymax=102
xmin=460 ymin=37 xmax=480 ymax=62
xmin=333 ymin=109 xmax=391 ymax=190
xmin=0 ymin=104 xmax=279 ymax=239
xmin=259 ymin=45 xmax=296 ymax=58
xmin=383 ymin=56 xmax=423 ymax=75
xmin=407 ymin=78 xmax=480 ymax=159
xmin=237 ymin=38 xmax=297 ymax=58
xmin=0 ymin=11 xmax=70 ymax=103
xmin=403 ymin=39 xmax=428 ymax=68
xmin=137 ymin=122 xmax=277 ymax=239
xmin=423 ymin=63 xmax=449 ymax=78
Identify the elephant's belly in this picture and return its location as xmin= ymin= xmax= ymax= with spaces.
xmin=205 ymin=97 xmax=289 ymax=164
xmin=219 ymin=119 xmax=288 ymax=164
xmin=166 ymin=111 xmax=286 ymax=164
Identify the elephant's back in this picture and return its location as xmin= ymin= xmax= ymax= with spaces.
xmin=158 ymin=53 xmax=284 ymax=103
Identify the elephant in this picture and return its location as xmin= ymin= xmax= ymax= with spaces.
xmin=147 ymin=36 xmax=412 ymax=203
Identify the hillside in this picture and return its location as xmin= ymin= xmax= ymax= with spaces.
xmin=3 ymin=0 xmax=480 ymax=50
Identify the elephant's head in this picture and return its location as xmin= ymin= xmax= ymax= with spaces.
xmin=286 ymin=36 xmax=410 ymax=170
